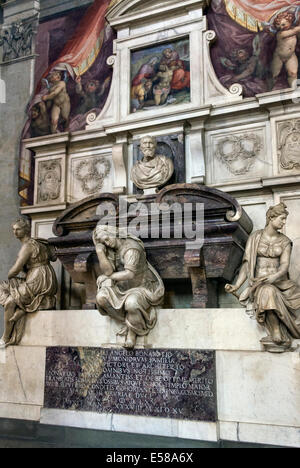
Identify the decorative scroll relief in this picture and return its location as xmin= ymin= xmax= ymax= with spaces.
xmin=216 ymin=133 xmax=262 ymax=176
xmin=0 ymin=16 xmax=38 ymax=63
xmin=277 ymin=119 xmax=300 ymax=171
xmin=37 ymin=160 xmax=62 ymax=204
xmin=74 ymin=157 xmax=111 ymax=196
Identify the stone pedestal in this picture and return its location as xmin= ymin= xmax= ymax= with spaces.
xmin=0 ymin=308 xmax=299 ymax=447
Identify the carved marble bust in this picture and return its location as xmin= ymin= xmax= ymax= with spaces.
xmin=131 ymin=135 xmax=174 ymax=191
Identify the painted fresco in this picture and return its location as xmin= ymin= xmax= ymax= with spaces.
xmin=19 ymin=0 xmax=116 ymax=205
xmin=29 ymin=0 xmax=114 ymax=136
xmin=207 ymin=0 xmax=300 ymax=97
xmin=130 ymin=38 xmax=190 ymax=113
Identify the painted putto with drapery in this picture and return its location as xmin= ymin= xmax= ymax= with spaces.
xmin=19 ymin=0 xmax=118 ymax=206
xmin=208 ymin=0 xmax=300 ymax=97
xmin=18 ymin=0 xmax=300 ymax=206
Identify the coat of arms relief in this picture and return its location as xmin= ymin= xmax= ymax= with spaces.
xmin=277 ymin=119 xmax=300 ymax=171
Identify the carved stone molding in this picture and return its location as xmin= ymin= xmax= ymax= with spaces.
xmin=74 ymin=157 xmax=111 ymax=196
xmin=277 ymin=119 xmax=300 ymax=171
xmin=215 ymin=133 xmax=262 ymax=176
xmin=0 ymin=15 xmax=38 ymax=63
xmin=37 ymin=160 xmax=62 ymax=204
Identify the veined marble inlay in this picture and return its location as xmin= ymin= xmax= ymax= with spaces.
xmin=44 ymin=348 xmax=217 ymax=422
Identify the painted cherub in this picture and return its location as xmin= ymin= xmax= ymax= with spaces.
xmin=42 ymin=70 xmax=71 ymax=133
xmin=219 ymin=36 xmax=267 ymax=97
xmin=75 ymin=75 xmax=111 ymax=114
xmin=271 ymin=10 xmax=300 ymax=89
xmin=30 ymin=101 xmax=50 ymax=138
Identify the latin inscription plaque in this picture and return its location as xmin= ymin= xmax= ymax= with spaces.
xmin=44 ymin=348 xmax=217 ymax=421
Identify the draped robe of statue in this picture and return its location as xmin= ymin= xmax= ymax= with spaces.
xmin=94 ymin=229 xmax=165 ymax=338
xmin=239 ymin=230 xmax=300 ymax=345
xmin=0 ymin=239 xmax=57 ymax=346
xmin=131 ymin=155 xmax=174 ymax=190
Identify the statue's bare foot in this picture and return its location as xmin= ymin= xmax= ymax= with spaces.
xmin=9 ymin=309 xmax=25 ymax=323
xmin=0 ymin=338 xmax=8 ymax=348
xmin=123 ymin=330 xmax=137 ymax=350
xmin=272 ymin=330 xmax=283 ymax=344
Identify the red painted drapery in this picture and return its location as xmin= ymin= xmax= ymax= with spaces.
xmin=224 ymin=0 xmax=300 ymax=31
xmin=41 ymin=0 xmax=111 ymax=80
xmin=19 ymin=0 xmax=116 ymax=205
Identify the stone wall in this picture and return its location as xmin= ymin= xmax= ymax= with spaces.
xmin=0 ymin=0 xmax=40 ymax=335
xmin=0 ymin=308 xmax=299 ymax=448
xmin=1 ymin=0 xmax=300 ymax=449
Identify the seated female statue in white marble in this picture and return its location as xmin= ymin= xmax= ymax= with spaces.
xmin=226 ymin=203 xmax=300 ymax=352
xmin=131 ymin=135 xmax=174 ymax=191
xmin=93 ymin=224 xmax=165 ymax=349
xmin=0 ymin=218 xmax=58 ymax=347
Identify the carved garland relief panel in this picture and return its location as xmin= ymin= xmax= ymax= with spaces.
xmin=205 ymin=125 xmax=271 ymax=185
xmin=68 ymin=153 xmax=113 ymax=203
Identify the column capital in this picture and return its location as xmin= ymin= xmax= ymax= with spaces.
xmin=0 ymin=1 xmax=40 ymax=64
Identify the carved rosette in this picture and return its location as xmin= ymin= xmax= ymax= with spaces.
xmin=37 ymin=160 xmax=62 ymax=204
xmin=0 ymin=15 xmax=38 ymax=63
xmin=216 ymin=133 xmax=262 ymax=176
xmin=278 ymin=119 xmax=300 ymax=171
xmin=74 ymin=157 xmax=111 ymax=195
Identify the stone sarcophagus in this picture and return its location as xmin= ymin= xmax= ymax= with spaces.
xmin=48 ymin=184 xmax=253 ymax=309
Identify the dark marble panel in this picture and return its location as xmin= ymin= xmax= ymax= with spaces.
xmin=44 ymin=348 xmax=217 ymax=422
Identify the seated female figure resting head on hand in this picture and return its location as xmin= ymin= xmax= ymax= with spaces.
xmin=93 ymin=225 xmax=165 ymax=350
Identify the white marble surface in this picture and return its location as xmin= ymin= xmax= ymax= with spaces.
xmin=0 ymin=346 xmax=45 ymax=407
xmin=219 ymin=421 xmax=300 ymax=448
xmin=0 ymin=308 xmax=299 ymax=446
xmin=40 ymin=408 xmax=218 ymax=442
xmin=205 ymin=122 xmax=271 ymax=185
xmin=217 ymin=350 xmax=300 ymax=428
xmin=21 ymin=310 xmax=111 ymax=347
xmin=20 ymin=308 xmax=266 ymax=351
xmin=0 ymin=402 xmax=41 ymax=422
